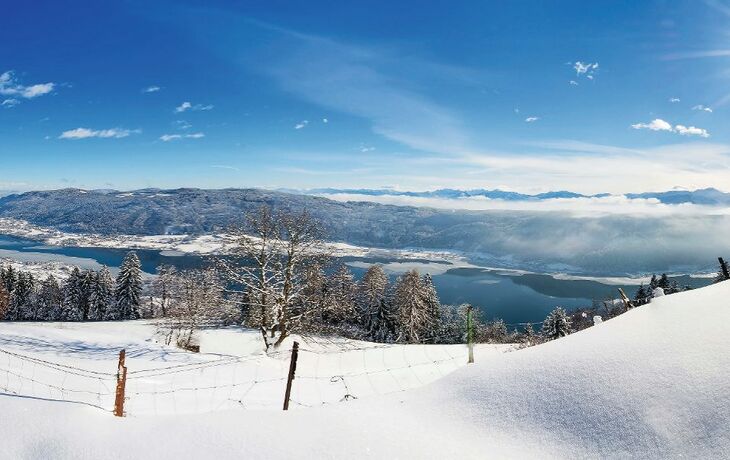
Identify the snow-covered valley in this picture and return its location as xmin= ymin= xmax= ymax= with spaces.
xmin=1 ymin=281 xmax=728 ymax=459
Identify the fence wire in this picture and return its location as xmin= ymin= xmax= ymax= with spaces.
xmin=0 ymin=340 xmax=470 ymax=416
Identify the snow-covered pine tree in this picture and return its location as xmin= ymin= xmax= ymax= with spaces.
xmin=115 ymin=251 xmax=142 ymax=320
xmin=648 ymin=274 xmax=659 ymax=291
xmin=300 ymin=262 xmax=328 ymax=329
xmin=485 ymin=319 xmax=509 ymax=343
xmin=0 ymin=265 xmax=17 ymax=294
xmin=358 ymin=264 xmax=396 ymax=342
xmin=521 ymin=322 xmax=536 ymax=346
xmin=393 ymin=269 xmax=436 ymax=343
xmin=634 ymin=283 xmax=647 ymax=302
xmin=37 ymin=275 xmax=62 ymax=320
xmin=326 ymin=264 xmax=358 ymax=325
xmin=7 ymin=271 xmax=35 ymax=320
xmin=0 ymin=283 xmax=9 ymax=320
xmin=89 ymin=267 xmax=113 ymax=320
xmin=419 ymin=274 xmax=441 ymax=339
xmin=62 ymin=267 xmax=84 ymax=321
xmin=541 ymin=307 xmax=572 ymax=340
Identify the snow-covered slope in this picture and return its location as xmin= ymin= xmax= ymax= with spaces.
xmin=1 ymin=282 xmax=729 ymax=459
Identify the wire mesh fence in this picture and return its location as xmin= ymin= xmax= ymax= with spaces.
xmin=0 ymin=340 xmax=470 ymax=416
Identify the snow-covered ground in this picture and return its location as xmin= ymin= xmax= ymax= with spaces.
xmin=1 ymin=281 xmax=729 ymax=458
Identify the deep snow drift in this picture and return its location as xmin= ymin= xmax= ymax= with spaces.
xmin=1 ymin=282 xmax=729 ymax=459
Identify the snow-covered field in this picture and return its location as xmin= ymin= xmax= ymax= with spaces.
xmin=1 ymin=281 xmax=729 ymax=459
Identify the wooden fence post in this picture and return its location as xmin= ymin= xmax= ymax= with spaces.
xmin=113 ymin=349 xmax=127 ymax=417
xmin=466 ymin=306 xmax=474 ymax=364
xmin=719 ymin=257 xmax=730 ymax=281
xmin=283 ymin=341 xmax=299 ymax=411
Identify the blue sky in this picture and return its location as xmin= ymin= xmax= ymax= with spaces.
xmin=2 ymin=0 xmax=730 ymax=194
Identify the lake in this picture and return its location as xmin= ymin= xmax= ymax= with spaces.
xmin=0 ymin=234 xmax=712 ymax=326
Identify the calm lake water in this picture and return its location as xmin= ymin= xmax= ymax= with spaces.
xmin=0 ymin=235 xmax=712 ymax=325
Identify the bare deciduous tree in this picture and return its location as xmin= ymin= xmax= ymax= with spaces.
xmin=218 ymin=205 xmax=329 ymax=350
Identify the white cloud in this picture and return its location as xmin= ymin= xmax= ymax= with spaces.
xmin=173 ymin=120 xmax=192 ymax=130
xmin=59 ymin=127 xmax=139 ymax=139
xmin=174 ymin=101 xmax=214 ymax=113
xmin=631 ymin=118 xmax=673 ymax=132
xmin=143 ymin=85 xmax=161 ymax=93
xmin=0 ymin=71 xmax=55 ymax=99
xmin=569 ymin=80 xmax=578 ymax=86
xmin=674 ymin=125 xmax=710 ymax=137
xmin=159 ymin=132 xmax=205 ymax=141
xmin=360 ymin=146 xmax=376 ymax=153
xmin=525 ymin=116 xmax=539 ymax=123
xmin=670 ymin=97 xmax=681 ymax=103
xmin=318 ymin=192 xmax=730 ymax=216
xmin=294 ymin=120 xmax=309 ymax=129
xmin=692 ymin=104 xmax=713 ymax=113
xmin=1 ymin=98 xmax=19 ymax=108
xmin=573 ymin=61 xmax=598 ymax=78
xmin=631 ymin=118 xmax=709 ymax=137
xmin=322 ymin=118 xmax=328 ymax=123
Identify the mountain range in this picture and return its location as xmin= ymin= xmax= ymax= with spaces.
xmin=295 ymin=187 xmax=730 ymax=206
xmin=1 ymin=187 xmax=729 ymax=275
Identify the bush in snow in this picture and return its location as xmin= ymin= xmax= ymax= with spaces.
xmin=542 ymin=307 xmax=572 ymax=340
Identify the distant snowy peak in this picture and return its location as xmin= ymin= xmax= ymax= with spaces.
xmin=301 ymin=187 xmax=730 ymax=205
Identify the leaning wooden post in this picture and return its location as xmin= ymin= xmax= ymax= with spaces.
xmin=719 ymin=257 xmax=730 ymax=281
xmin=113 ymin=349 xmax=127 ymax=417
xmin=618 ymin=288 xmax=633 ymax=312
xmin=466 ymin=306 xmax=474 ymax=364
xmin=283 ymin=341 xmax=299 ymax=411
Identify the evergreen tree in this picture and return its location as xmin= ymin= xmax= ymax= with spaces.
xmin=326 ymin=264 xmax=358 ymax=325
xmin=634 ymin=283 xmax=647 ymax=302
xmin=89 ymin=267 xmax=114 ymax=320
xmin=648 ymin=274 xmax=659 ymax=291
xmin=358 ymin=265 xmax=396 ymax=342
xmin=7 ymin=271 xmax=35 ymax=320
xmin=0 ymin=283 xmax=9 ymax=320
xmin=485 ymin=319 xmax=508 ymax=343
xmin=62 ymin=267 xmax=84 ymax=321
xmin=419 ymin=274 xmax=441 ymax=328
xmin=37 ymin=275 xmax=62 ymax=320
xmin=658 ymin=274 xmax=671 ymax=290
xmin=521 ymin=323 xmax=536 ymax=346
xmin=393 ymin=270 xmax=439 ymax=343
xmin=298 ymin=262 xmax=328 ymax=331
xmin=1 ymin=265 xmax=17 ymax=294
xmin=542 ymin=307 xmax=572 ymax=340
xmin=115 ymin=251 xmax=142 ymax=320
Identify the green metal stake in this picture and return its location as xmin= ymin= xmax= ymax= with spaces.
xmin=467 ymin=306 xmax=474 ymax=364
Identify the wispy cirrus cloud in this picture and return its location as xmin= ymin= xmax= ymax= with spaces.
xmin=525 ymin=116 xmax=539 ymax=123
xmin=174 ymin=101 xmax=214 ymax=113
xmin=1 ymin=98 xmax=20 ymax=108
xmin=59 ymin=127 xmax=140 ymax=139
xmin=210 ymin=164 xmax=239 ymax=171
xmin=143 ymin=85 xmax=161 ymax=93
xmin=294 ymin=120 xmax=308 ymax=129
xmin=159 ymin=132 xmax=205 ymax=141
xmin=631 ymin=118 xmax=709 ymax=137
xmin=259 ymin=23 xmax=469 ymax=154
xmin=692 ymin=104 xmax=713 ymax=113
